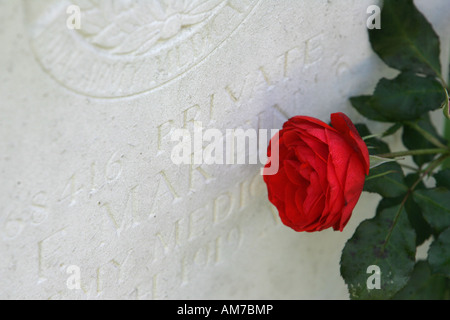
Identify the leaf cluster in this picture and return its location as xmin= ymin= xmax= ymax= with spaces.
xmin=340 ymin=0 xmax=450 ymax=300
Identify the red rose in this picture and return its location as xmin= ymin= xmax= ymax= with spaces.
xmin=263 ymin=112 xmax=369 ymax=232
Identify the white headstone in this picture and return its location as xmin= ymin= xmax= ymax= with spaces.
xmin=0 ymin=0 xmax=448 ymax=299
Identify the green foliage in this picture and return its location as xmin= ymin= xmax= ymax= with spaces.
xmin=341 ymin=0 xmax=450 ymax=300
xmin=340 ymin=205 xmax=416 ymax=300
xmin=414 ymin=188 xmax=450 ymax=234
xmin=369 ymin=0 xmax=442 ymax=77
xmin=351 ymin=73 xmax=445 ymax=122
xmin=355 ymin=124 xmax=408 ymax=197
xmin=434 ymin=169 xmax=450 ymax=189
xmin=443 ymin=90 xmax=450 ymax=120
xmin=393 ymin=261 xmax=450 ymax=300
xmin=402 ymin=115 xmax=446 ymax=166
xmin=428 ymin=228 xmax=450 ymax=278
xmin=403 ymin=174 xmax=433 ymax=246
xmin=364 ymin=161 xmax=407 ymax=198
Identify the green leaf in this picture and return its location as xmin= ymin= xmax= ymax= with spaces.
xmin=404 ymin=173 xmax=425 ymax=191
xmin=375 ymin=197 xmax=402 ymax=215
xmin=404 ymin=174 xmax=433 ymax=246
xmin=383 ymin=123 xmax=403 ymax=138
xmin=413 ymin=188 xmax=450 ymax=233
xmin=428 ymin=227 xmax=450 ymax=278
xmin=364 ymin=163 xmax=408 ymax=198
xmin=393 ymin=261 xmax=450 ymax=300
xmin=435 ymin=169 xmax=450 ymax=189
xmin=370 ymin=0 xmax=442 ymax=77
xmin=355 ymin=124 xmax=390 ymax=155
xmin=350 ymin=73 xmax=446 ymax=122
xmin=340 ymin=205 xmax=416 ymax=300
xmin=355 ymin=124 xmax=408 ymax=197
xmin=351 ymin=96 xmax=388 ymax=122
xmin=369 ymin=155 xmax=400 ymax=170
xmin=402 ymin=114 xmax=446 ymax=166
xmin=374 ymin=175 xmax=431 ymax=247
xmin=405 ymin=198 xmax=432 ymax=247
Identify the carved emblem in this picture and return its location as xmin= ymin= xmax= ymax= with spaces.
xmin=24 ymin=0 xmax=259 ymax=98
xmin=78 ymin=0 xmax=224 ymax=55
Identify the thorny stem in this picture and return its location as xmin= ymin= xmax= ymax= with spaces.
xmin=365 ymin=170 xmax=399 ymax=182
xmin=398 ymin=163 xmax=421 ymax=172
xmin=377 ymin=148 xmax=449 ymax=159
xmin=378 ymin=68 xmax=450 ymax=252
xmin=438 ymin=75 xmax=448 ymax=91
xmin=443 ymin=88 xmax=450 ymax=168
xmin=381 ymin=154 xmax=450 ymax=252
xmin=405 ymin=121 xmax=449 ymax=149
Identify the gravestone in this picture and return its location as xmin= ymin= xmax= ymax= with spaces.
xmin=0 ymin=0 xmax=448 ymax=299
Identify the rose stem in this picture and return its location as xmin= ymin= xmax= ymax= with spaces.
xmin=405 ymin=121 xmax=448 ymax=149
xmin=376 ymin=148 xmax=449 ymax=159
xmin=381 ymin=154 xmax=450 ymax=253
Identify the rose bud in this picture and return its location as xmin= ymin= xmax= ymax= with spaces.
xmin=263 ymin=112 xmax=370 ymax=232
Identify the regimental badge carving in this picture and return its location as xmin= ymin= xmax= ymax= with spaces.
xmin=24 ymin=0 xmax=259 ymax=98
xmin=78 ymin=0 xmax=224 ymax=56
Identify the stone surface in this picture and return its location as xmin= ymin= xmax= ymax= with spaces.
xmin=0 ymin=0 xmax=448 ymax=299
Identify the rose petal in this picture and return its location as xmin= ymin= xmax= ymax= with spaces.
xmin=330 ymin=112 xmax=370 ymax=175
xmin=264 ymin=166 xmax=288 ymax=204
xmin=284 ymin=182 xmax=304 ymax=230
xmin=325 ymin=129 xmax=353 ymax=189
xmin=296 ymin=131 xmax=329 ymax=163
xmin=303 ymin=171 xmax=324 ymax=214
xmin=282 ymin=130 xmax=308 ymax=149
xmin=335 ymin=153 xmax=366 ymax=230
xmin=285 ymin=115 xmax=333 ymax=131
xmin=284 ymin=160 xmax=308 ymax=186
xmin=322 ymin=152 xmax=345 ymax=227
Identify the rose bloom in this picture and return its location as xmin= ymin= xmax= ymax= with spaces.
xmin=263 ymin=113 xmax=369 ymax=232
